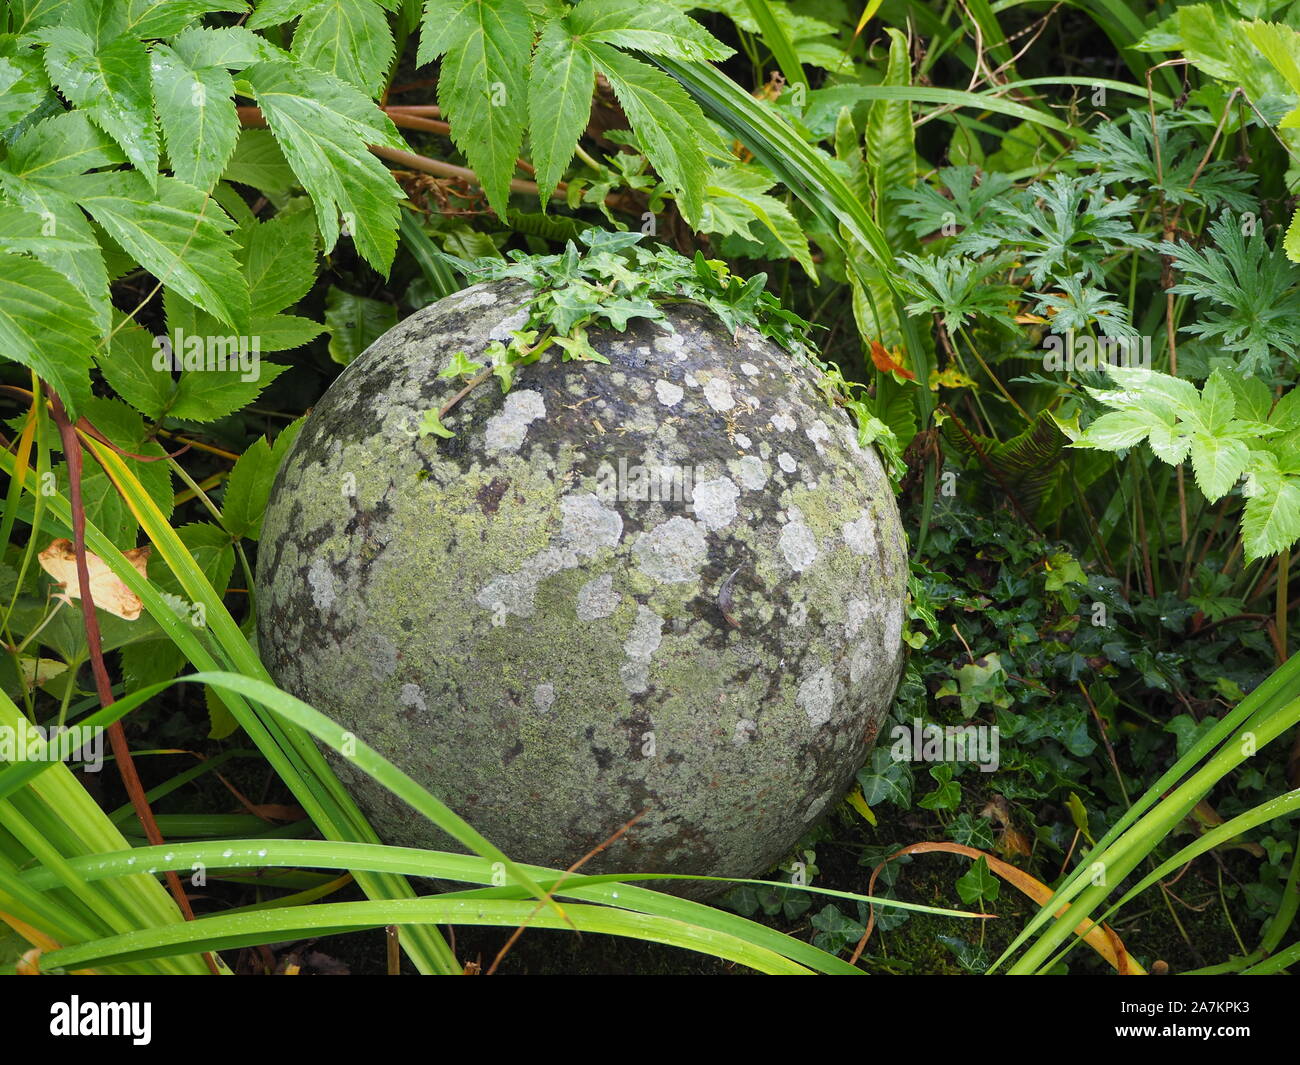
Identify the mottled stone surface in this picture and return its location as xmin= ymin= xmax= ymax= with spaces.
xmin=255 ymin=279 xmax=908 ymax=895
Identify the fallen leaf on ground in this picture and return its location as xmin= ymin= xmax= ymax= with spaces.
xmin=38 ymin=539 xmax=151 ymax=621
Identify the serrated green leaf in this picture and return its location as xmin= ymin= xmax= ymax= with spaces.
xmin=1146 ymin=421 xmax=1192 ymax=465
xmin=1074 ymin=409 xmax=1154 ymax=451
xmin=418 ymin=0 xmax=531 ymax=216
xmin=96 ymin=312 xmax=175 ymax=420
xmin=151 ymin=42 xmax=240 ymax=192
xmin=293 ymin=0 xmax=395 ymax=96
xmin=1199 ymin=368 xmax=1235 ymax=433
xmin=251 ymin=311 xmax=325 ymax=351
xmin=221 ymin=127 xmax=294 ymax=194
xmin=70 ymin=169 xmax=249 ymax=329
xmin=0 ymin=198 xmax=110 ymax=330
xmin=169 ymin=24 xmax=278 ymax=69
xmin=324 ymin=285 xmax=397 ymax=364
xmin=0 ymin=43 xmax=50 ymax=130
xmin=1 ymin=108 xmax=124 ymax=181
xmin=700 ymin=165 xmax=815 ymax=279
xmin=41 ymin=27 xmax=159 ymax=186
xmin=583 ymin=43 xmax=710 ymax=224
xmin=9 ymin=0 xmax=76 ymax=35
xmin=245 ymin=59 xmax=404 ymax=271
xmin=568 ymin=0 xmax=732 ymax=62
xmin=168 ymin=358 xmax=289 ymax=422
xmin=247 ymin=0 xmax=317 ymax=30
xmin=222 ymin=418 xmax=304 ymax=539
xmin=1189 ymin=434 xmax=1248 ymax=501
xmin=79 ymin=395 xmax=173 ymax=519
xmin=528 ymin=18 xmax=594 ymax=206
xmin=0 ymin=248 xmax=96 ymax=415
xmin=243 ymin=208 xmax=319 ymax=315
xmin=125 ymin=0 xmax=249 ymax=39
xmin=1243 ymin=477 xmax=1300 ymax=560
xmin=1226 ymin=372 xmax=1274 ymax=424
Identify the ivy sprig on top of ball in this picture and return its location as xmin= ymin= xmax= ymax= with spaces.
xmin=417 ymin=230 xmax=901 ymax=476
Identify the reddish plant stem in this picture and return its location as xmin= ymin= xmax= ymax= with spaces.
xmin=47 ymin=390 xmax=218 ymax=975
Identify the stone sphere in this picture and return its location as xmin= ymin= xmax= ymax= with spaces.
xmin=255 ymin=279 xmax=908 ymax=895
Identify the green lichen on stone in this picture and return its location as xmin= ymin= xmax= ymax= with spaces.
xmin=255 ymin=278 xmax=909 ymax=895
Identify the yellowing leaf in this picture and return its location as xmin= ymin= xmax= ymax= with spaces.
xmin=845 ymin=787 xmax=877 ymax=825
xmin=38 ymin=539 xmax=151 ymax=621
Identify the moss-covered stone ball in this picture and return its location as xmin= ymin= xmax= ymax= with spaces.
xmin=255 ymin=279 xmax=908 ymax=894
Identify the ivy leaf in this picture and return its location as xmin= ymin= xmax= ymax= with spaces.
xmin=418 ymin=0 xmax=531 ymax=216
xmin=0 ymin=249 xmax=96 ymax=415
xmin=856 ymin=747 xmax=911 ymax=807
xmin=955 ymin=856 xmax=999 ymax=904
xmin=528 ymin=18 xmax=595 ymax=207
xmin=244 ymin=59 xmax=405 ymax=272
xmin=69 ymin=170 xmax=248 ymax=330
xmin=917 ymin=763 xmax=961 ymax=810
xmin=150 ymin=42 xmax=240 ymax=192
xmin=417 ymin=408 xmax=455 ymax=438
xmin=41 ymin=27 xmax=159 ymax=186
xmin=583 ymin=43 xmax=710 ymax=224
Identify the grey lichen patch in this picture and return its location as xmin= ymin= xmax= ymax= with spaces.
xmin=621 ymin=604 xmax=664 ymax=694
xmin=778 ymin=512 xmax=819 ymax=571
xmin=692 ymin=477 xmax=739 ymax=531
xmin=485 ymin=389 xmax=546 ymax=454
xmin=736 ymin=455 xmax=767 ymax=491
xmin=633 ymin=516 xmax=709 ymax=584
xmin=843 ymin=510 xmax=877 ymax=556
xmin=703 ymin=377 xmax=735 ymax=412
xmin=576 ymin=574 xmax=621 ymax=621
xmin=797 ymin=666 xmax=838 ymax=727
xmin=307 ymin=558 xmax=337 ymax=612
xmin=560 ymin=492 xmax=623 ymax=553
xmin=655 ymin=380 xmax=684 ymax=407
xmin=255 ymin=279 xmax=908 ymax=897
